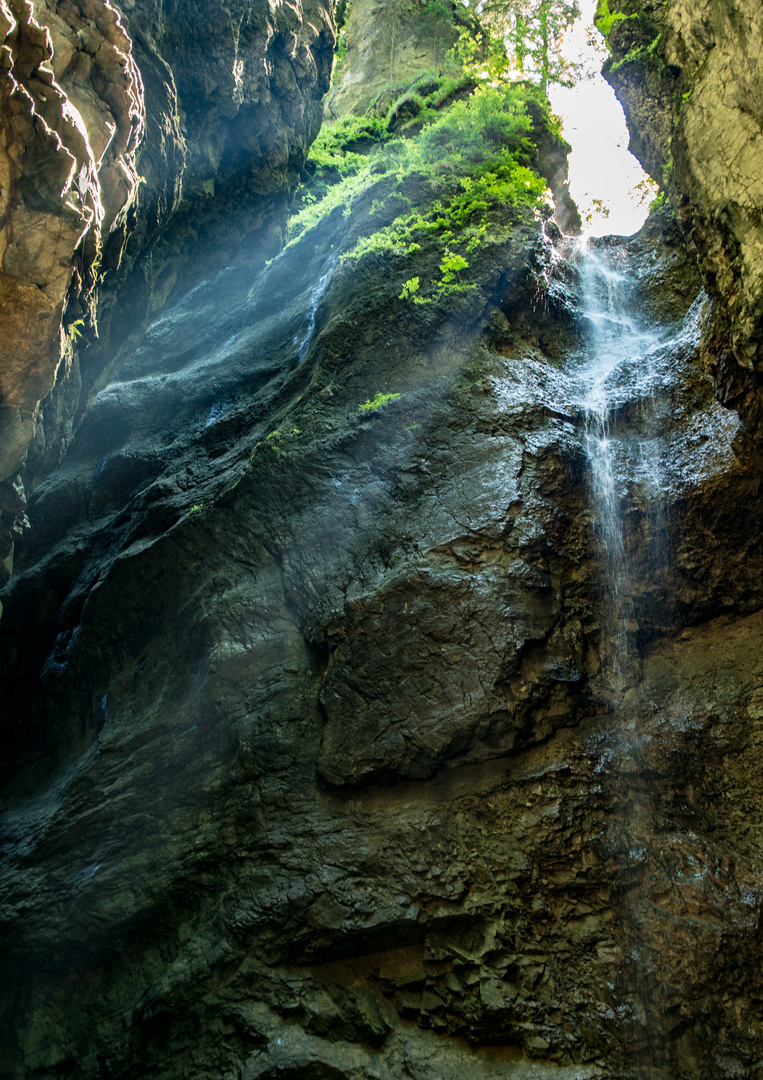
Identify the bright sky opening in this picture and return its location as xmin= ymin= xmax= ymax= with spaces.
xmin=548 ymin=0 xmax=657 ymax=237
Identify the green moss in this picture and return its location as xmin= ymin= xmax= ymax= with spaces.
xmin=67 ymin=319 xmax=85 ymax=342
xmin=594 ymin=0 xmax=628 ymax=38
xmin=609 ymin=29 xmax=663 ymax=73
xmin=359 ymin=392 xmax=401 ymax=412
xmin=290 ymin=41 xmax=562 ymax=306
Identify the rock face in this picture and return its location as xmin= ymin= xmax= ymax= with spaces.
xmin=326 ymin=0 xmax=467 ymax=118
xmin=0 ymin=0 xmax=143 ymax=577
xmin=2 ymin=122 xmax=763 ymax=1078
xmin=3 ymin=2 xmax=763 ymax=1078
xmin=0 ymin=0 xmax=335 ymax=581
xmin=600 ymin=0 xmax=763 ymax=438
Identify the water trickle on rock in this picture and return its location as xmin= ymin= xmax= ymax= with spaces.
xmin=575 ymin=238 xmax=664 ymax=695
xmin=572 ymin=233 xmax=707 ymax=1076
xmin=297 ymin=257 xmax=337 ymax=363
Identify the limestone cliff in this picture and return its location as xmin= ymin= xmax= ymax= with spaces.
xmin=0 ymin=0 xmax=335 ymax=585
xmin=0 ymin=0 xmax=143 ymax=578
xmin=598 ymin=0 xmax=763 ymax=438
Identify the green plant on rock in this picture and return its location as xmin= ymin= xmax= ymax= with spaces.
xmin=422 ymin=0 xmax=455 ymax=70
xmin=359 ymin=392 xmax=401 ymax=413
xmin=68 ymin=319 xmax=84 ymax=342
xmin=293 ymin=115 xmax=393 ymax=217
xmin=343 ymin=83 xmax=547 ymax=266
xmin=439 ymin=251 xmax=469 ymax=283
xmin=399 ymin=276 xmax=422 ymax=300
xmin=609 ymin=25 xmax=663 ymax=73
xmin=594 ymin=0 xmax=628 ymax=39
xmin=289 ymin=11 xmax=560 ymax=308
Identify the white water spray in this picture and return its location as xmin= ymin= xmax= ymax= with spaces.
xmin=575 ymin=239 xmax=663 ymax=691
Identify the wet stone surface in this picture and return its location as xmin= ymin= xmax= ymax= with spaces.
xmin=1 ymin=177 xmax=763 ymax=1079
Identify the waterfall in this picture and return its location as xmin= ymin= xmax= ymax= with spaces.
xmin=576 ymin=239 xmax=663 ymax=695
xmin=575 ymin=237 xmax=671 ymax=1075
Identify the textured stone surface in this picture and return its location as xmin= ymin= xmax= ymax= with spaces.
xmin=0 ymin=0 xmax=143 ymax=573
xmin=326 ymin=0 xmax=465 ymax=118
xmin=601 ymin=0 xmax=763 ymax=438
xmin=2 ymin=3 xmax=763 ymax=1078
xmin=0 ymin=0 xmax=335 ymax=572
xmin=1 ymin=147 xmax=763 ymax=1075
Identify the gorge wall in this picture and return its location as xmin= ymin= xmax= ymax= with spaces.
xmin=0 ymin=0 xmax=335 ymax=585
xmin=2 ymin=1 xmax=763 ymax=1078
xmin=599 ymin=0 xmax=763 ymax=439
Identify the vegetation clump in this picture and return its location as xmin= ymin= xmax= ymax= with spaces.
xmin=288 ymin=3 xmax=573 ymax=305
xmin=359 ymin=392 xmax=401 ymax=413
xmin=593 ymin=0 xmax=628 ymax=40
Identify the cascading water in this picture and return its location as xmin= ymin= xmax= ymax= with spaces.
xmin=575 ymin=239 xmax=664 ymax=693
xmin=574 ymin=236 xmax=677 ymax=1076
xmin=295 ymin=257 xmax=337 ymax=363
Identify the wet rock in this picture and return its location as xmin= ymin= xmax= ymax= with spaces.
xmin=2 ymin=3 xmax=763 ymax=1078
xmin=1 ymin=146 xmax=762 ymax=1077
xmin=0 ymin=0 xmax=336 ymax=548
xmin=0 ymin=0 xmax=143 ymax=483
xmin=601 ymin=0 xmax=763 ymax=440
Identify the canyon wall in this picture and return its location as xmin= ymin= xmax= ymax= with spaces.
xmin=2 ymin=1 xmax=763 ymax=1078
xmin=0 ymin=0 xmax=335 ymax=585
xmin=600 ymin=0 xmax=763 ymax=439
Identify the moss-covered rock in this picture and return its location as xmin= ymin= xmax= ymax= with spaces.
xmin=599 ymin=0 xmax=763 ymax=440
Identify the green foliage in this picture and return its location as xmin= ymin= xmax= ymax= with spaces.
xmin=291 ymin=77 xmax=547 ymax=256
xmin=250 ymin=426 xmax=303 ymax=462
xmin=335 ymin=0 xmax=352 ymax=31
xmin=349 ymin=158 xmax=545 ymax=261
xmin=334 ymin=30 xmax=348 ymax=63
xmin=289 ymin=1 xmax=569 ymax=313
xmin=399 ymin=276 xmax=421 ymax=300
xmin=359 ymin=392 xmax=401 ymax=413
xmin=293 ymin=115 xmax=393 ymax=217
xmin=632 ymin=175 xmax=659 ymax=206
xmin=67 ymin=319 xmax=84 ymax=342
xmin=421 ymin=0 xmax=456 ymax=69
xmin=266 ymin=427 xmax=301 ymax=440
xmin=594 ymin=0 xmax=627 ymax=39
xmin=461 ymin=0 xmax=580 ymax=91
xmin=609 ymin=25 xmax=663 ymax=73
xmin=439 ymin=251 xmax=469 ymax=282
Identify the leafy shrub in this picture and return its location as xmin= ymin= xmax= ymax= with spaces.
xmin=289 ymin=43 xmax=558 ymax=306
xmin=399 ymin=277 xmax=422 ymax=300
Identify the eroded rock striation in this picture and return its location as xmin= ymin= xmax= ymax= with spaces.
xmin=0 ymin=0 xmax=143 ymax=577
xmin=0 ymin=0 xmax=335 ymax=581
xmin=2 ymin=129 xmax=763 ymax=1080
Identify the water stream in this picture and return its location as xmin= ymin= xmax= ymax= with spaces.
xmin=575 ymin=239 xmax=664 ymax=692
xmin=574 ymin=236 xmax=673 ymax=1075
xmin=296 ymin=257 xmax=337 ymax=363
